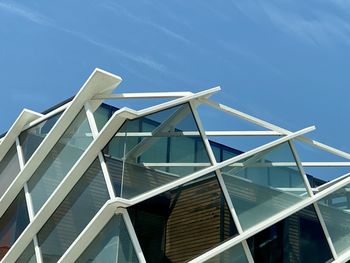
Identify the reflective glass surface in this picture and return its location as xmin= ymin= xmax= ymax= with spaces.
xmin=77 ymin=214 xmax=138 ymax=263
xmin=128 ymin=174 xmax=237 ymax=263
xmin=19 ymin=112 xmax=62 ymax=163
xmin=37 ymin=159 xmax=109 ymax=262
xmin=221 ymin=142 xmax=308 ymax=230
xmin=205 ymin=243 xmax=248 ymax=263
xmin=0 ymin=190 xmax=29 ymax=260
xmin=93 ymin=104 xmax=116 ymax=132
xmin=27 ymin=109 xmax=92 ymax=213
xmin=16 ymin=241 xmax=36 ymax=263
xmin=103 ymin=103 xmax=211 ymax=199
xmin=318 ymin=184 xmax=350 ymax=255
xmin=247 ymin=205 xmax=333 ymax=263
xmin=0 ymin=143 xmax=20 ymax=198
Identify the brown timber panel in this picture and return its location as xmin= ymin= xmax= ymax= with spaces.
xmin=165 ymin=178 xmax=229 ymax=262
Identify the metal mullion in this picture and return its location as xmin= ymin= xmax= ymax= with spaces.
xmin=15 ymin=137 xmax=43 ymax=263
xmin=2 ymin=105 xmax=315 ymax=262
xmin=201 ymin=98 xmax=350 ymax=161
xmin=22 ymin=102 xmax=70 ymax=131
xmin=92 ymin=91 xmax=193 ymax=100
xmin=84 ymin=102 xmax=116 ymax=199
xmin=289 ymin=140 xmax=338 ymax=260
xmin=0 ymin=69 xmax=122 ymax=222
xmin=121 ymin=209 xmax=146 ymax=262
xmin=189 ymin=101 xmax=254 ymax=262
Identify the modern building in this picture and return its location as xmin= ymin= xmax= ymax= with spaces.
xmin=0 ymin=69 xmax=350 ymax=262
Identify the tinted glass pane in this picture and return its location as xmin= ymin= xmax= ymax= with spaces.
xmin=27 ymin=109 xmax=92 ymax=213
xmin=103 ymin=103 xmax=211 ymax=199
xmin=93 ymin=104 xmax=112 ymax=132
xmin=16 ymin=241 xmax=36 ymax=263
xmin=209 ymin=142 xmax=222 ymax=162
xmin=77 ymin=214 xmax=138 ymax=263
xmin=221 ymin=142 xmax=308 ymax=230
xmin=19 ymin=112 xmax=62 ymax=163
xmin=247 ymin=205 xmax=333 ymax=263
xmin=128 ymin=174 xmax=237 ymax=263
xmin=205 ymin=243 xmax=248 ymax=263
xmin=37 ymin=159 xmax=109 ymax=262
xmin=0 ymin=144 xmax=20 ymax=198
xmin=318 ymin=184 xmax=350 ymax=255
xmin=0 ymin=190 xmax=29 ymax=260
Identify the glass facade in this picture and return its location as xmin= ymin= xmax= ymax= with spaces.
xmin=16 ymin=241 xmax=36 ymax=263
xmin=0 ymin=190 xmax=29 ymax=260
xmin=317 ymin=184 xmax=350 ymax=255
xmin=2 ymin=74 xmax=350 ymax=262
xmin=0 ymin=143 xmax=20 ymax=199
xmin=19 ymin=112 xmax=62 ymax=163
xmin=77 ymin=214 xmax=138 ymax=263
xmin=103 ymin=103 xmax=211 ymax=199
xmin=221 ymin=142 xmax=308 ymax=230
xmin=205 ymin=243 xmax=249 ymax=263
xmin=247 ymin=205 xmax=333 ymax=263
xmin=37 ymin=159 xmax=109 ymax=262
xmin=27 ymin=109 xmax=92 ymax=213
xmin=128 ymin=174 xmax=237 ymax=263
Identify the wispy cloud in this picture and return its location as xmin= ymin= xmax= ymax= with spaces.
xmin=101 ymin=2 xmax=192 ymax=46
xmin=232 ymin=0 xmax=350 ymax=47
xmin=0 ymin=2 xmax=51 ymax=25
xmin=0 ymin=1 xmax=167 ymax=73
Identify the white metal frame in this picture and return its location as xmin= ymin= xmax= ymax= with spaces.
xmin=2 ymin=69 xmax=350 ymax=263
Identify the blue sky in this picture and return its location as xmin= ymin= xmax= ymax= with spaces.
xmin=1 ymin=1 xmax=350 ymax=175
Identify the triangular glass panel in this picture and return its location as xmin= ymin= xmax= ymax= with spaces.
xmin=195 ymin=103 xmax=281 ymax=163
xmin=221 ymin=141 xmax=309 ymax=230
xmin=247 ymin=204 xmax=333 ymax=262
xmin=16 ymin=241 xmax=36 ymax=263
xmin=103 ymin=103 xmax=211 ymax=199
xmin=27 ymin=108 xmax=93 ymax=214
xmin=128 ymin=173 xmax=237 ymax=263
xmin=205 ymin=243 xmax=249 ymax=263
xmin=292 ymin=140 xmax=350 ymax=188
xmin=19 ymin=111 xmax=62 ymax=163
xmin=94 ymin=96 xmax=191 ymax=132
xmin=318 ymin=183 xmax=350 ymax=256
xmin=0 ymin=143 xmax=20 ymax=199
xmin=37 ymin=158 xmax=109 ymax=262
xmin=77 ymin=214 xmax=138 ymax=263
xmin=0 ymin=190 xmax=29 ymax=260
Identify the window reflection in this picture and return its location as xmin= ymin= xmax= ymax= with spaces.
xmin=0 ymin=190 xmax=29 ymax=260
xmin=247 ymin=205 xmax=333 ymax=263
xmin=128 ymin=174 xmax=237 ymax=263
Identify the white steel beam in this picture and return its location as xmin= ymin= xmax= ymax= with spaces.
xmin=137 ymin=86 xmax=220 ymax=116
xmin=188 ymin=168 xmax=350 ymax=262
xmin=289 ymin=141 xmax=338 ymax=259
xmin=121 ymin=209 xmax=147 ymax=263
xmin=92 ymin=91 xmax=193 ymax=99
xmin=127 ymin=126 xmax=315 ymax=207
xmin=22 ymin=101 xmax=71 ymax=131
xmin=1 ymin=87 xmax=224 ymax=262
xmin=1 ymin=108 xmax=130 ymax=263
xmin=84 ymin=102 xmax=116 ymax=199
xmin=189 ymin=101 xmax=254 ymax=262
xmin=50 ymin=126 xmax=314 ymax=263
xmin=0 ymin=68 xmax=122 ymax=219
xmin=140 ymin=162 xmax=350 ymax=167
xmin=15 ymin=138 xmax=43 ymax=263
xmin=0 ymin=109 xmax=42 ymax=163
xmin=125 ymin=104 xmax=190 ymax=160
xmin=113 ymin=130 xmax=282 ymax=137
xmin=201 ymin=98 xmax=350 ymax=161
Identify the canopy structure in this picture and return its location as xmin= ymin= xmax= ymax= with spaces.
xmin=1 ymin=68 xmax=350 ymax=262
